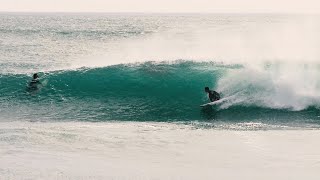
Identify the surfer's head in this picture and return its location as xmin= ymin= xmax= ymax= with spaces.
xmin=205 ymin=87 xmax=210 ymax=93
xmin=33 ymin=73 xmax=39 ymax=79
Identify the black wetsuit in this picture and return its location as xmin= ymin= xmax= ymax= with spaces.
xmin=208 ymin=90 xmax=220 ymax=102
xmin=28 ymin=79 xmax=41 ymax=90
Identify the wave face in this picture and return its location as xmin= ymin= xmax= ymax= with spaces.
xmin=1 ymin=61 xmax=320 ymax=127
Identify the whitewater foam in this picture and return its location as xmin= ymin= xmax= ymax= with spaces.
xmin=218 ymin=62 xmax=320 ymax=110
xmin=1 ymin=121 xmax=320 ymax=179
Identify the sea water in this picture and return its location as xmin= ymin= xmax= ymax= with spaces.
xmin=1 ymin=13 xmax=320 ymax=179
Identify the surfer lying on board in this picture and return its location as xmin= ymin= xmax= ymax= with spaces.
xmin=205 ymin=87 xmax=220 ymax=102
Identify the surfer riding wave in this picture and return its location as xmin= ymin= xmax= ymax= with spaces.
xmin=205 ymin=87 xmax=220 ymax=102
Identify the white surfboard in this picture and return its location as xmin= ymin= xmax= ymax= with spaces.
xmin=200 ymin=99 xmax=225 ymax=107
xmin=200 ymin=95 xmax=234 ymax=107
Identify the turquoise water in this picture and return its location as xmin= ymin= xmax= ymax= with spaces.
xmin=1 ymin=13 xmax=320 ymax=128
xmin=1 ymin=61 xmax=320 ymax=128
xmin=0 ymin=61 xmax=224 ymax=120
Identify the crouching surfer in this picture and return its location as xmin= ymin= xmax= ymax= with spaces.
xmin=204 ymin=87 xmax=220 ymax=102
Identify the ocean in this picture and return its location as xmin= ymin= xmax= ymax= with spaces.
xmin=1 ymin=13 xmax=320 ymax=179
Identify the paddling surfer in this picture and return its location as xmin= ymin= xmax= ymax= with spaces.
xmin=28 ymin=73 xmax=42 ymax=90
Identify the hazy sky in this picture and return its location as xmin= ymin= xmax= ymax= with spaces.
xmin=1 ymin=0 xmax=320 ymax=13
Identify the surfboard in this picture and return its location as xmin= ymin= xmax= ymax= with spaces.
xmin=200 ymin=98 xmax=225 ymax=107
xmin=200 ymin=95 xmax=236 ymax=107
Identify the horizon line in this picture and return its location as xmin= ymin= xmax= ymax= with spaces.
xmin=0 ymin=11 xmax=318 ymax=15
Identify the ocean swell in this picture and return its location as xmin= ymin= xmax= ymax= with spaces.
xmin=0 ymin=61 xmax=320 ymax=123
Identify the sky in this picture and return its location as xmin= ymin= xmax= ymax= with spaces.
xmin=1 ymin=0 xmax=320 ymax=13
